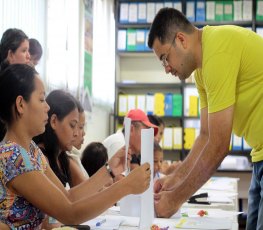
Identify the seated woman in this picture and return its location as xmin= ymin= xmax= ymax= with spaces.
xmin=34 ymin=90 xmax=87 ymax=188
xmin=0 ymin=64 xmax=151 ymax=230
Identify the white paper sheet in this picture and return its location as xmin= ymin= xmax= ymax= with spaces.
xmin=140 ymin=128 xmax=154 ymax=229
xmin=124 ymin=117 xmax=131 ymax=174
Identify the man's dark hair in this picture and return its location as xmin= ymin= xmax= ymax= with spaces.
xmin=148 ymin=8 xmax=194 ymax=48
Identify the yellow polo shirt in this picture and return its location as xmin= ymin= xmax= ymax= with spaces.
xmin=195 ymin=25 xmax=263 ymax=162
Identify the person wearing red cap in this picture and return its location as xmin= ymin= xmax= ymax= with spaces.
xmin=103 ymin=109 xmax=158 ymax=170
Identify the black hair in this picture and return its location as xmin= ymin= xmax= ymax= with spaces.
xmin=33 ymin=90 xmax=77 ymax=187
xmin=0 ymin=64 xmax=36 ymax=140
xmin=0 ymin=28 xmax=28 ymax=71
xmin=147 ymin=115 xmax=165 ymax=127
xmin=29 ymin=38 xmax=43 ymax=60
xmin=81 ymin=142 xmax=108 ymax=177
xmin=148 ymin=8 xmax=194 ymax=48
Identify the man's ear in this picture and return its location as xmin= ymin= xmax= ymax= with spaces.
xmin=15 ymin=96 xmax=25 ymax=115
xmin=176 ymin=32 xmax=187 ymax=49
xmin=50 ymin=114 xmax=58 ymax=130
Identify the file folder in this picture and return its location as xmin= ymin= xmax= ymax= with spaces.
xmin=215 ymin=1 xmax=224 ymax=21
xmin=128 ymin=3 xmax=138 ymax=23
xmin=126 ymin=29 xmax=136 ymax=51
xmin=117 ymin=30 xmax=127 ymax=51
xmin=138 ymin=2 xmax=147 ymax=23
xmin=172 ymin=94 xmax=182 ymax=117
xmin=136 ymin=95 xmax=146 ymax=113
xmin=146 ymin=3 xmax=155 ymax=23
xmin=118 ymin=95 xmax=128 ymax=116
xmin=146 ymin=93 xmax=154 ymax=115
xmin=173 ymin=1 xmax=182 ymax=12
xmin=154 ymin=93 xmax=165 ymax=116
xmin=232 ymin=134 xmax=242 ymax=151
xmin=196 ymin=0 xmax=206 ymax=21
xmin=155 ymin=2 xmax=164 ymax=15
xmin=186 ymin=1 xmax=196 ymax=22
xmin=224 ymin=1 xmax=233 ymax=21
xmin=189 ymin=95 xmax=198 ymax=117
xmin=206 ymin=1 xmax=216 ymax=21
xmin=119 ymin=3 xmax=129 ymax=23
xmin=233 ymin=0 xmax=243 ymax=21
xmin=243 ymin=0 xmax=252 ymax=20
xmin=136 ymin=29 xmax=145 ymax=51
xmin=164 ymin=93 xmax=173 ymax=116
xmin=163 ymin=127 xmax=173 ymax=150
xmin=173 ymin=127 xmax=182 ymax=149
xmin=127 ymin=95 xmax=136 ymax=111
xmin=184 ymin=128 xmax=196 ymax=149
xmin=256 ymin=0 xmax=263 ymax=21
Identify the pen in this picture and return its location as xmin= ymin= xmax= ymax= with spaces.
xmin=96 ymin=218 xmax=106 ymax=227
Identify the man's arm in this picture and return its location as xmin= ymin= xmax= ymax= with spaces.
xmin=155 ymin=106 xmax=234 ymax=217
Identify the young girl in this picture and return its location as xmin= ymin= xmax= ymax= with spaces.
xmin=153 ymin=141 xmax=165 ymax=181
xmin=0 ymin=64 xmax=151 ymax=229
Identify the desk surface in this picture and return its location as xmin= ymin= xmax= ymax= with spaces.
xmin=81 ymin=177 xmax=240 ymax=230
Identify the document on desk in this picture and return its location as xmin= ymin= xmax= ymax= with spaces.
xmin=140 ymin=128 xmax=154 ymax=229
xmin=175 ymin=217 xmax=232 ymax=229
xmin=81 ymin=215 xmax=123 ymax=230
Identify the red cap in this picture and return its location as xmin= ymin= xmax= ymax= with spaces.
xmin=126 ymin=109 xmax=159 ymax=136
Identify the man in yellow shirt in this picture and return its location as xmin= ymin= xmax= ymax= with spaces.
xmin=148 ymin=8 xmax=263 ymax=229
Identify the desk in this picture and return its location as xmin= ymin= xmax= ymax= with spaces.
xmin=83 ymin=177 xmax=240 ymax=230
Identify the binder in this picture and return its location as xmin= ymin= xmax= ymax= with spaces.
xmin=144 ymin=29 xmax=151 ymax=51
xmin=164 ymin=93 xmax=173 ymax=116
xmin=117 ymin=29 xmax=127 ymax=51
xmin=173 ymin=1 xmax=182 ymax=12
xmin=146 ymin=93 xmax=154 ymax=115
xmin=138 ymin=2 xmax=147 ymax=23
xmin=189 ymin=95 xmax=198 ymax=117
xmin=136 ymin=29 xmax=145 ymax=51
xmin=164 ymin=2 xmax=173 ymax=8
xmin=155 ymin=2 xmax=164 ymax=15
xmin=154 ymin=93 xmax=165 ymax=116
xmin=186 ymin=1 xmax=196 ymax=22
xmin=128 ymin=3 xmax=138 ymax=23
xmin=119 ymin=3 xmax=129 ymax=23
xmin=232 ymin=134 xmax=242 ymax=151
xmin=118 ymin=94 xmax=128 ymax=116
xmin=172 ymin=94 xmax=182 ymax=117
xmin=136 ymin=95 xmax=146 ymax=113
xmin=243 ymin=0 xmax=252 ymax=20
xmin=233 ymin=0 xmax=242 ymax=21
xmin=256 ymin=27 xmax=263 ymax=37
xmin=184 ymin=128 xmax=196 ymax=149
xmin=173 ymin=127 xmax=182 ymax=149
xmin=215 ymin=1 xmax=224 ymax=21
xmin=195 ymin=0 xmax=206 ymax=21
xmin=126 ymin=29 xmax=136 ymax=51
xmin=224 ymin=1 xmax=233 ymax=21
xmin=127 ymin=94 xmax=136 ymax=111
xmin=206 ymin=1 xmax=216 ymax=21
xmin=256 ymin=0 xmax=263 ymax=21
xmin=146 ymin=2 xmax=155 ymax=23
xmin=163 ymin=127 xmax=173 ymax=150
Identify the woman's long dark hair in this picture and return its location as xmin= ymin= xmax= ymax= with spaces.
xmin=34 ymin=90 xmax=77 ymax=187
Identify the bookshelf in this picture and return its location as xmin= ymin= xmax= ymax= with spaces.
xmin=114 ymin=0 xmax=261 ymax=165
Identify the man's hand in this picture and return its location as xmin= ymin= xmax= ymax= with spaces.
xmin=154 ymin=172 xmax=183 ymax=193
xmin=154 ymin=190 xmax=182 ymax=218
